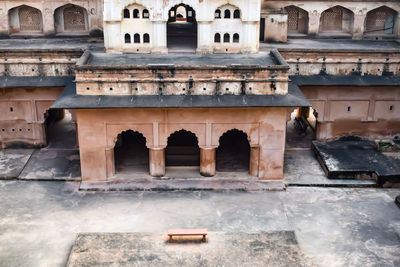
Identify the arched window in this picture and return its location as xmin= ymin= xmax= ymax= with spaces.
xmin=214 ymin=33 xmax=221 ymax=43
xmin=63 ymin=5 xmax=87 ymax=31
xmin=18 ymin=6 xmax=43 ymax=32
xmin=123 ymin=9 xmax=130 ymax=18
xmin=285 ymin=6 xmax=309 ymax=34
xmin=365 ymin=6 xmax=397 ymax=35
xmin=233 ymin=9 xmax=240 ymax=19
xmin=143 ymin=33 xmax=150 ymax=43
xmin=233 ymin=33 xmax=239 ymax=43
xmin=320 ymin=6 xmax=354 ymax=33
xmin=133 ymin=9 xmax=139 ymax=18
xmin=134 ymin=33 xmax=140 ymax=43
xmin=224 ymin=9 xmax=231 ymax=19
xmin=223 ymin=33 xmax=230 ymax=43
xmin=124 ymin=33 xmax=131 ymax=43
xmin=143 ymin=9 xmax=149 ymax=18
xmin=215 ymin=9 xmax=221 ymax=19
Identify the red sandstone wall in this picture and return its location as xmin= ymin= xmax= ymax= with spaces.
xmin=301 ymin=85 xmax=400 ymax=140
xmin=76 ymin=108 xmax=287 ymax=181
xmin=0 ymin=87 xmax=64 ymax=147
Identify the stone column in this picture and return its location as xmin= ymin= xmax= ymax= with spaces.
xmin=149 ymin=148 xmax=165 ymax=177
xmin=352 ymin=13 xmax=366 ymax=40
xmin=249 ymin=146 xmax=260 ymax=177
xmin=308 ymin=11 xmax=321 ymax=36
xmin=196 ymin=21 xmax=212 ymax=53
xmin=152 ymin=21 xmax=168 ymax=53
xmin=0 ymin=6 xmax=9 ymax=36
xmin=43 ymin=8 xmax=55 ymax=36
xmin=243 ymin=21 xmax=260 ymax=52
xmin=105 ymin=147 xmax=115 ymax=178
xmin=200 ymin=147 xmax=216 ymax=177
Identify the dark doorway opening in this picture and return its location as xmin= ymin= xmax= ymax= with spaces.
xmin=167 ymin=4 xmax=197 ymax=52
xmin=216 ymin=129 xmax=250 ymax=172
xmin=114 ymin=130 xmax=149 ymax=175
xmin=166 ymin=130 xmax=200 ymax=166
xmin=45 ymin=109 xmax=77 ymax=148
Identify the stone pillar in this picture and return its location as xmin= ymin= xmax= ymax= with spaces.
xmin=42 ymin=8 xmax=55 ymax=36
xmin=152 ymin=21 xmax=168 ymax=54
xmin=196 ymin=21 xmax=212 ymax=53
xmin=105 ymin=147 xmax=115 ymax=178
xmin=149 ymin=148 xmax=165 ymax=177
xmin=0 ymin=5 xmax=9 ymax=36
xmin=200 ymin=147 xmax=216 ymax=177
xmin=104 ymin=22 xmax=121 ymax=52
xmin=353 ymin=13 xmax=366 ymax=40
xmin=249 ymin=146 xmax=260 ymax=177
xmin=308 ymin=11 xmax=321 ymax=36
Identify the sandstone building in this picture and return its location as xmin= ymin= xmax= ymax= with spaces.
xmin=0 ymin=0 xmax=399 ymax=183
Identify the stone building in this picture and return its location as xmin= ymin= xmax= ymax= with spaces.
xmin=0 ymin=0 xmax=399 ymax=183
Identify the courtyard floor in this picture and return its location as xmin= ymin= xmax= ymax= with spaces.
xmin=0 ymin=181 xmax=399 ymax=266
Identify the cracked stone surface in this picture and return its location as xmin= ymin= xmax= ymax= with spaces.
xmin=0 ymin=181 xmax=399 ymax=267
xmin=67 ymin=232 xmax=312 ymax=267
xmin=18 ymin=149 xmax=81 ymax=181
xmin=0 ymin=149 xmax=34 ymax=179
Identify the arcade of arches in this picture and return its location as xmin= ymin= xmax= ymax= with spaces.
xmin=77 ymin=108 xmax=287 ymax=181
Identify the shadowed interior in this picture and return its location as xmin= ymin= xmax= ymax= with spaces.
xmin=216 ymin=129 xmax=250 ymax=172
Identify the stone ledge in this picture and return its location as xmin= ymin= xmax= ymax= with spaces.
xmin=79 ymin=179 xmax=286 ymax=192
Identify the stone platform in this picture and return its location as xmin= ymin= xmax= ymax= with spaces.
xmin=312 ymin=139 xmax=400 ymax=186
xmin=67 ymin=232 xmax=312 ymax=267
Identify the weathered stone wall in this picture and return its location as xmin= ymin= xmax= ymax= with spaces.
xmin=76 ymin=107 xmax=287 ymax=181
xmin=262 ymin=1 xmax=400 ymax=41
xmin=280 ymin=50 xmax=400 ymax=76
xmin=0 ymin=50 xmax=82 ymax=77
xmin=301 ymin=85 xmax=400 ymax=140
xmin=0 ymin=86 xmax=64 ymax=147
xmin=0 ymin=0 xmax=103 ymax=36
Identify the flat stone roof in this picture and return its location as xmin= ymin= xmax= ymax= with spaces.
xmin=78 ymin=50 xmax=286 ymax=69
xmin=0 ymin=37 xmax=103 ymax=52
xmin=52 ymin=82 xmax=310 ymax=109
xmin=261 ymin=39 xmax=400 ymax=53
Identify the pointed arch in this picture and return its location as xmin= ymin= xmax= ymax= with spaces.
xmin=54 ymin=4 xmax=89 ymax=33
xmin=319 ymin=5 xmax=354 ymax=33
xmin=365 ymin=6 xmax=398 ymax=35
xmin=285 ymin=5 xmax=309 ymax=34
xmin=8 ymin=5 xmax=43 ymax=34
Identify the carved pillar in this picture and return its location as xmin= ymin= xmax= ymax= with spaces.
xmin=249 ymin=146 xmax=260 ymax=177
xmin=200 ymin=147 xmax=216 ymax=177
xmin=352 ymin=12 xmax=366 ymax=40
xmin=149 ymin=148 xmax=165 ymax=177
xmin=105 ymin=147 xmax=115 ymax=178
xmin=308 ymin=11 xmax=321 ymax=35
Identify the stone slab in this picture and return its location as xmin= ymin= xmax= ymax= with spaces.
xmin=312 ymin=139 xmax=400 ymax=184
xmin=66 ymin=232 xmax=312 ymax=267
xmin=79 ymin=179 xmax=285 ymax=191
xmin=0 ymin=149 xmax=34 ymax=179
xmin=284 ymin=149 xmax=376 ymax=187
xmin=18 ymin=149 xmax=81 ymax=181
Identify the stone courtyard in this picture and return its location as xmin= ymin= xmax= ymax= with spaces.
xmin=0 ymin=181 xmax=399 ymax=266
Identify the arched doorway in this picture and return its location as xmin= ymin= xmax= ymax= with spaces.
xmin=285 ymin=5 xmax=309 ymax=35
xmin=216 ymin=129 xmax=250 ymax=172
xmin=114 ymin=130 xmax=149 ymax=175
xmin=167 ymin=4 xmax=197 ymax=51
xmin=166 ymin=130 xmax=200 ymax=167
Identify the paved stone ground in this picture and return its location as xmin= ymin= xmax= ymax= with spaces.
xmin=0 ymin=181 xmax=399 ymax=267
xmin=284 ymin=149 xmax=376 ymax=187
xmin=0 ymin=149 xmax=34 ymax=179
xmin=67 ymin=232 xmax=311 ymax=267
